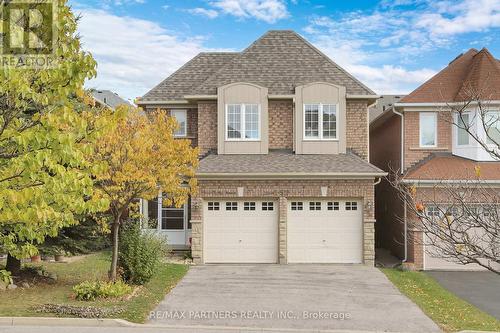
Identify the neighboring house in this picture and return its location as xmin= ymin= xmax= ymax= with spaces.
xmin=137 ymin=30 xmax=386 ymax=264
xmin=369 ymin=95 xmax=405 ymax=123
xmin=90 ymin=89 xmax=131 ymax=109
xmin=370 ymin=48 xmax=500 ymax=270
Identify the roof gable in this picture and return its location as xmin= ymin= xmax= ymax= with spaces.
xmin=193 ymin=30 xmax=375 ymax=96
xmin=401 ymin=48 xmax=500 ymax=103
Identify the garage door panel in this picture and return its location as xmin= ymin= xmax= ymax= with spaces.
xmin=204 ymin=200 xmax=278 ymax=264
xmin=288 ymin=199 xmax=362 ymax=264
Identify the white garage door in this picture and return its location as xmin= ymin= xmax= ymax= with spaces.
xmin=204 ymin=200 xmax=278 ymax=263
xmin=288 ymin=200 xmax=363 ymax=263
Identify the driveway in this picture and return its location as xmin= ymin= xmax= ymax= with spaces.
xmin=427 ymin=271 xmax=500 ymax=320
xmin=149 ymin=265 xmax=439 ymax=332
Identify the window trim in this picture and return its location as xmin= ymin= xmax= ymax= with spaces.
xmin=303 ymin=103 xmax=339 ymax=141
xmin=225 ymin=103 xmax=261 ymax=142
xmin=171 ymin=109 xmax=187 ymax=138
xmin=419 ymin=112 xmax=438 ymax=148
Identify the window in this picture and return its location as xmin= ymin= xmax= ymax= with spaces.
xmin=485 ymin=112 xmax=500 ymax=145
xmin=226 ymin=104 xmax=260 ymax=140
xmin=426 ymin=206 xmax=441 ymax=217
xmin=171 ymin=110 xmax=187 ymax=137
xmin=456 ymin=113 xmax=470 ymax=146
xmin=304 ymin=104 xmax=337 ymax=140
xmin=328 ymin=202 xmax=339 ymax=211
xmin=226 ymin=202 xmax=238 ymax=211
xmin=309 ymin=202 xmax=321 ymax=211
xmin=262 ymin=202 xmax=274 ymax=211
xmin=291 ymin=202 xmax=303 ymax=211
xmin=420 ymin=112 xmax=437 ymax=147
xmin=208 ymin=202 xmax=220 ymax=211
xmin=345 ymin=202 xmax=358 ymax=211
xmin=244 ymin=202 xmax=256 ymax=211
xmin=161 ymin=198 xmax=184 ymax=230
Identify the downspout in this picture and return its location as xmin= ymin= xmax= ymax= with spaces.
xmin=391 ymin=107 xmax=407 ymax=262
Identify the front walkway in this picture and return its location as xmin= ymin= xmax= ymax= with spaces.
xmin=149 ymin=264 xmax=440 ymax=332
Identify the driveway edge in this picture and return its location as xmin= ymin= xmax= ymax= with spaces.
xmin=0 ymin=317 xmax=138 ymax=327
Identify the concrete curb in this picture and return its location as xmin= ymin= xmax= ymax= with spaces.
xmin=0 ymin=317 xmax=403 ymax=332
xmin=0 ymin=317 xmax=138 ymax=327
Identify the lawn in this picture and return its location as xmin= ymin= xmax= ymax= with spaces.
xmin=0 ymin=252 xmax=188 ymax=323
xmin=382 ymin=268 xmax=500 ymax=332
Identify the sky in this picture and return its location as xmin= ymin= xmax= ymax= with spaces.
xmin=71 ymin=0 xmax=500 ymax=102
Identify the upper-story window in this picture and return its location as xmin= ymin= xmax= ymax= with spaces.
xmin=419 ymin=112 xmax=437 ymax=147
xmin=456 ymin=113 xmax=470 ymax=146
xmin=485 ymin=111 xmax=500 ymax=145
xmin=171 ymin=110 xmax=187 ymax=137
xmin=226 ymin=104 xmax=260 ymax=140
xmin=304 ymin=104 xmax=338 ymax=140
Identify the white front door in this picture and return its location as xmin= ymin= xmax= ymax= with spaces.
xmin=140 ymin=193 xmax=190 ymax=247
xmin=287 ymin=199 xmax=363 ymax=263
xmin=204 ymin=200 xmax=278 ymax=263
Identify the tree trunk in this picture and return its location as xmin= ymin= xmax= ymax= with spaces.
xmin=109 ymin=215 xmax=121 ymax=281
xmin=6 ymin=254 xmax=21 ymax=276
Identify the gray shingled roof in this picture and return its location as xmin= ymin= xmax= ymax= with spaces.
xmin=197 ymin=150 xmax=385 ymax=176
xmin=141 ymin=31 xmax=375 ymax=102
xmin=141 ymin=52 xmax=237 ymax=102
xmin=91 ymin=89 xmax=130 ymax=109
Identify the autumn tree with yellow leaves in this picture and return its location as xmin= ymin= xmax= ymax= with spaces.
xmin=92 ymin=108 xmax=198 ymax=281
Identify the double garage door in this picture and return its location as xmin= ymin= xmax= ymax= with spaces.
xmin=203 ymin=199 xmax=362 ymax=264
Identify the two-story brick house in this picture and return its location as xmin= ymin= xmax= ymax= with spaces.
xmin=370 ymin=48 xmax=500 ymax=270
xmin=137 ymin=30 xmax=386 ymax=265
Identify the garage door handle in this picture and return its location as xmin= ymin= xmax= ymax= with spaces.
xmin=322 ymin=240 xmax=326 ymax=243
xmin=239 ymin=240 xmax=242 ymax=243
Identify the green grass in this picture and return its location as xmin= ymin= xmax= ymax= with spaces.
xmin=381 ymin=268 xmax=500 ymax=332
xmin=0 ymin=252 xmax=188 ymax=323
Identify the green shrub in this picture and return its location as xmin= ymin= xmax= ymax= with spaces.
xmin=0 ymin=269 xmax=13 ymax=285
xmin=73 ymin=280 xmax=132 ymax=301
xmin=118 ymin=220 xmax=168 ymax=285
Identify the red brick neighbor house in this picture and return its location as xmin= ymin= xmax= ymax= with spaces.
xmin=137 ymin=30 xmax=386 ymax=265
xmin=370 ymin=48 xmax=500 ymax=270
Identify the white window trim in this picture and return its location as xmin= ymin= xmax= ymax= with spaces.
xmin=172 ymin=109 xmax=187 ymax=138
xmin=225 ymin=104 xmax=261 ymax=141
xmin=303 ymin=103 xmax=339 ymax=141
xmin=454 ymin=112 xmax=472 ymax=147
xmin=419 ymin=112 xmax=438 ymax=148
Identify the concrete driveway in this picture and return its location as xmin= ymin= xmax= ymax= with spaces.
xmin=428 ymin=271 xmax=500 ymax=320
xmin=149 ymin=265 xmax=439 ymax=332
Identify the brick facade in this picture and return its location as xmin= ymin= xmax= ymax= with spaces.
xmin=190 ymin=179 xmax=376 ymax=266
xmin=346 ymin=101 xmax=369 ymax=160
xmin=403 ymin=111 xmax=452 ymax=171
xmin=197 ymin=102 xmax=218 ymax=156
xmin=269 ymin=100 xmax=294 ymax=150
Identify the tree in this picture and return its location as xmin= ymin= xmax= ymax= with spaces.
xmin=0 ymin=0 xmax=112 ymax=274
xmin=390 ymin=90 xmax=500 ymax=274
xmin=91 ymin=108 xmax=198 ymax=281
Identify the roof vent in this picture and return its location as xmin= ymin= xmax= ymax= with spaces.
xmin=449 ymin=53 xmax=463 ymax=65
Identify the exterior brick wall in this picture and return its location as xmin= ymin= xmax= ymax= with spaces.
xmin=190 ymin=179 xmax=376 ymax=266
xmin=346 ymin=100 xmax=369 ymax=160
xmin=197 ymin=102 xmax=218 ymax=156
xmin=269 ymin=100 xmax=293 ymax=149
xmin=404 ymin=111 xmax=452 ymax=171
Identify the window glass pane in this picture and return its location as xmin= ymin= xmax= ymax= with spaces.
xmin=161 ymin=217 xmax=183 ymax=230
xmin=305 ymin=104 xmax=319 ymax=138
xmin=244 ymin=202 xmax=256 ymax=211
xmin=485 ymin=112 xmax=500 ymax=145
xmin=244 ymin=104 xmax=259 ymax=139
xmin=147 ymin=198 xmax=158 ymax=221
xmin=161 ymin=195 xmax=184 ymax=230
xmin=420 ymin=113 xmax=437 ymax=146
xmin=172 ymin=110 xmax=187 ymax=137
xmin=227 ymin=104 xmax=242 ymax=139
xmin=322 ymin=104 xmax=337 ymax=139
xmin=262 ymin=202 xmax=274 ymax=211
xmin=457 ymin=113 xmax=469 ymax=145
